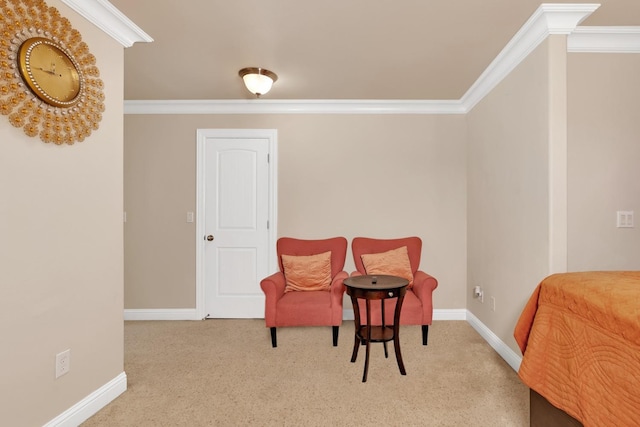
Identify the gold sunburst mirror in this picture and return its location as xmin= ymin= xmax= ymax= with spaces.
xmin=0 ymin=0 xmax=105 ymax=145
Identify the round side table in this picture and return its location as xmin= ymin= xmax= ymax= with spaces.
xmin=344 ymin=274 xmax=408 ymax=382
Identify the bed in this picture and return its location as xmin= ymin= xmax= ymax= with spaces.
xmin=514 ymin=271 xmax=640 ymax=427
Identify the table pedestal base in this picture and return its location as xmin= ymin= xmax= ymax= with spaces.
xmin=350 ymin=324 xmax=406 ymax=382
xmin=344 ymin=276 xmax=408 ymax=383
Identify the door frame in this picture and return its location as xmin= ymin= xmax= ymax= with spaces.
xmin=195 ymin=129 xmax=278 ymax=320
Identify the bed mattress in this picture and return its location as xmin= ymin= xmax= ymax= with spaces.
xmin=514 ymin=271 xmax=640 ymax=426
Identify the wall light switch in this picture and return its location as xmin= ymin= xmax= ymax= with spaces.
xmin=187 ymin=212 xmax=194 ymax=223
xmin=617 ymin=211 xmax=634 ymax=228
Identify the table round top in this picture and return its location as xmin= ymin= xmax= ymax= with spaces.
xmin=343 ymin=274 xmax=409 ymax=291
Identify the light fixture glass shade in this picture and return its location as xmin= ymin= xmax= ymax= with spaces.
xmin=239 ymin=67 xmax=278 ymax=97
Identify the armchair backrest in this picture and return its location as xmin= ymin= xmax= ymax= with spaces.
xmin=352 ymin=237 xmax=422 ymax=275
xmin=277 ymin=237 xmax=348 ymax=278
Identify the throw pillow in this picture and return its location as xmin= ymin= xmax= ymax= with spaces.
xmin=361 ymin=246 xmax=414 ymax=288
xmin=282 ymin=251 xmax=332 ymax=292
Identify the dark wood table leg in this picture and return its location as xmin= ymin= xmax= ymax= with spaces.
xmin=363 ymin=298 xmax=371 ymax=382
xmin=393 ymin=293 xmax=406 ymax=375
xmin=381 ymin=299 xmax=388 ymax=358
xmin=350 ymin=296 xmax=360 ymax=363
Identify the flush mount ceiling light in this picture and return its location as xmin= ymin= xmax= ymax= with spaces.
xmin=239 ymin=67 xmax=278 ymax=97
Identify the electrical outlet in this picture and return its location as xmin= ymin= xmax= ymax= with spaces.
xmin=56 ymin=349 xmax=71 ymax=378
xmin=491 ymin=296 xmax=496 ymax=312
xmin=473 ymin=286 xmax=484 ymax=302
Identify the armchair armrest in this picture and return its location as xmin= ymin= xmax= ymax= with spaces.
xmin=330 ymin=270 xmax=348 ymax=324
xmin=412 ymin=270 xmax=438 ymax=297
xmin=260 ymin=271 xmax=286 ymax=327
xmin=330 ymin=271 xmax=348 ymax=299
xmin=412 ymin=270 xmax=438 ymax=323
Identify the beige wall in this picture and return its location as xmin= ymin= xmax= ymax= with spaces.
xmin=124 ymin=114 xmax=468 ymax=310
xmin=466 ymin=39 xmax=640 ymax=356
xmin=123 ymin=39 xmax=640 ymax=367
xmin=467 ymin=39 xmax=563 ymax=354
xmin=0 ymin=1 xmax=125 ymax=425
xmin=567 ymin=53 xmax=640 ymax=271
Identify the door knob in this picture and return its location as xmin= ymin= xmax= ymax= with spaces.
xmin=206 ymin=235 xmax=214 ymax=241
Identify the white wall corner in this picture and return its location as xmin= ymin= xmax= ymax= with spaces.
xmin=460 ymin=3 xmax=600 ymax=112
xmin=61 ymin=0 xmax=153 ymax=47
xmin=568 ymin=26 xmax=640 ymax=53
xmin=539 ymin=3 xmax=601 ymax=34
xmin=43 ymin=372 xmax=127 ymax=427
xmin=466 ymin=311 xmax=522 ymax=372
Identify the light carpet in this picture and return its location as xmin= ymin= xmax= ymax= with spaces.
xmin=83 ymin=320 xmax=528 ymax=426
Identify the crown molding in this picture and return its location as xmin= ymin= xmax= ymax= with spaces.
xmin=459 ymin=3 xmax=600 ymax=112
xmin=123 ymin=4 xmax=640 ymax=116
xmin=568 ymin=26 xmax=640 ymax=53
xmin=61 ymin=0 xmax=153 ymax=47
xmin=123 ymin=99 xmax=466 ymax=115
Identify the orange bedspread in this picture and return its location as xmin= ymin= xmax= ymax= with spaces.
xmin=514 ymin=271 xmax=640 ymax=427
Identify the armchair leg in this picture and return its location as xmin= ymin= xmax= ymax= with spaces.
xmin=422 ymin=325 xmax=429 ymax=345
xmin=332 ymin=326 xmax=339 ymax=346
xmin=270 ymin=327 xmax=277 ymax=348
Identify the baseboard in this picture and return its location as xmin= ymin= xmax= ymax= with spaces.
xmin=124 ymin=308 xmax=200 ymax=320
xmin=124 ymin=308 xmax=467 ymax=321
xmin=466 ymin=311 xmax=522 ymax=372
xmin=434 ymin=308 xmax=467 ymax=320
xmin=44 ymin=372 xmax=127 ymax=427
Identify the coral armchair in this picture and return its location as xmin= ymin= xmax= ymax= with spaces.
xmin=260 ymin=237 xmax=348 ymax=348
xmin=351 ymin=237 xmax=438 ymax=345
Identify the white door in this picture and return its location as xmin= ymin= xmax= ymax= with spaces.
xmin=196 ymin=129 xmax=277 ymax=319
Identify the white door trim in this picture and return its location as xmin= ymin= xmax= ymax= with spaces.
xmin=195 ymin=129 xmax=278 ymax=320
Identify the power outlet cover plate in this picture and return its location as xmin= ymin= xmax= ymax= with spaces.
xmin=56 ymin=349 xmax=70 ymax=378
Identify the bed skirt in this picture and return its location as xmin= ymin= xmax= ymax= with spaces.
xmin=530 ymin=389 xmax=583 ymax=427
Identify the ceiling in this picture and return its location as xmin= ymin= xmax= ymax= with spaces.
xmin=109 ymin=0 xmax=640 ymax=101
